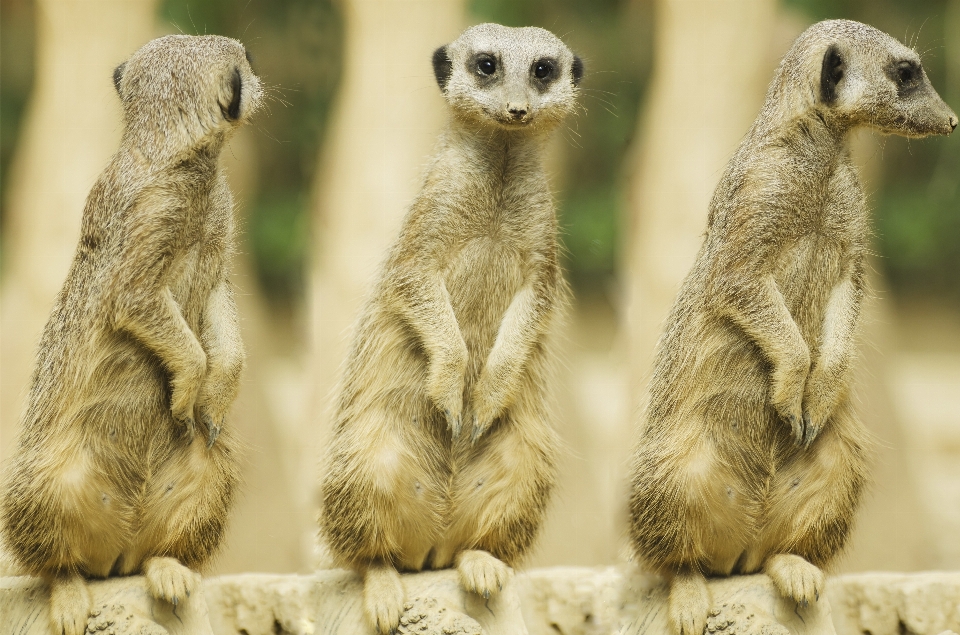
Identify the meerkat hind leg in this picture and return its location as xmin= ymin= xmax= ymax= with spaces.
xmin=143 ymin=556 xmax=200 ymax=606
xmin=48 ymin=573 xmax=92 ymax=635
xmin=763 ymin=553 xmax=824 ymax=607
xmin=669 ymin=570 xmax=710 ymax=635
xmin=456 ymin=549 xmax=511 ymax=599
xmin=364 ymin=562 xmax=406 ymax=635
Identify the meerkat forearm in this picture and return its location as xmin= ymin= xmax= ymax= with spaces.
xmin=470 ymin=282 xmax=552 ymax=440
xmin=802 ymin=271 xmax=863 ymax=436
xmin=715 ymin=273 xmax=810 ymax=439
xmin=195 ymin=280 xmax=245 ymax=445
xmin=113 ymin=285 xmax=207 ymax=429
xmin=394 ymin=275 xmax=468 ymax=432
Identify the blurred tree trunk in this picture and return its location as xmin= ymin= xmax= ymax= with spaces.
xmin=305 ymin=0 xmax=465 ymax=564
xmin=1 ymin=0 xmax=157 ymax=463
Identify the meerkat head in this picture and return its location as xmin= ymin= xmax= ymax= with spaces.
xmin=113 ymin=35 xmax=263 ymax=157
xmin=786 ymin=20 xmax=957 ymax=137
xmin=432 ymin=23 xmax=582 ymax=131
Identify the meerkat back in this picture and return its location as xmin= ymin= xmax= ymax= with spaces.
xmin=1 ymin=34 xmax=262 ymax=635
xmin=318 ymin=23 xmax=582 ymax=634
xmin=627 ymin=19 xmax=956 ymax=635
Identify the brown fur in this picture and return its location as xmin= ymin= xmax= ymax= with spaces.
xmin=317 ymin=23 xmax=581 ymax=634
xmin=0 ymin=35 xmax=262 ymax=635
xmin=627 ymin=19 xmax=956 ymax=635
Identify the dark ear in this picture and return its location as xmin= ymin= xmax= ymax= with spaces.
xmin=432 ymin=45 xmax=452 ymax=92
xmin=571 ymin=55 xmax=584 ymax=86
xmin=112 ymin=62 xmax=126 ymax=95
xmin=820 ymin=44 xmax=844 ymax=105
xmin=226 ymin=67 xmax=242 ymax=120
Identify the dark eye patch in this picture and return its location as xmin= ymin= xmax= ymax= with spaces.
xmin=888 ymin=59 xmax=922 ymax=96
xmin=530 ymin=57 xmax=558 ymax=92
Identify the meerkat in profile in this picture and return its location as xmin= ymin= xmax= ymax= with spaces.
xmin=627 ymin=19 xmax=957 ymax=635
xmin=1 ymin=35 xmax=261 ymax=635
xmin=318 ymin=23 xmax=582 ymax=634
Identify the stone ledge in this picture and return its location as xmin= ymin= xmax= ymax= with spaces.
xmin=2 ymin=568 xmax=958 ymax=635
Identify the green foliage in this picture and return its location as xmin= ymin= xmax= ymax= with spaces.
xmin=0 ymin=0 xmax=36 ymax=268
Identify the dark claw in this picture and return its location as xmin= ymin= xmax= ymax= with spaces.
xmin=815 ymin=590 xmax=819 ymax=601
xmin=201 ymin=414 xmax=221 ymax=448
xmin=186 ymin=589 xmax=191 ymax=598
xmin=445 ymin=409 xmax=462 ymax=438
xmin=171 ymin=596 xmax=178 ymax=606
xmin=800 ymin=599 xmax=808 ymax=609
xmin=802 ymin=412 xmax=817 ymax=448
xmin=482 ymin=590 xmax=490 ymax=600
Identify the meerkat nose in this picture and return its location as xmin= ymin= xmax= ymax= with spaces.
xmin=507 ymin=103 xmax=528 ymax=119
xmin=950 ymin=114 xmax=958 ymax=132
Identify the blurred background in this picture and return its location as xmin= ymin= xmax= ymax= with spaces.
xmin=1 ymin=0 xmax=957 ymax=575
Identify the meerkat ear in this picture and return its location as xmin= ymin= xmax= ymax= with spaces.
xmin=572 ymin=55 xmax=584 ymax=86
xmin=225 ymin=67 xmax=242 ymax=120
xmin=820 ymin=44 xmax=844 ymax=105
xmin=432 ymin=45 xmax=453 ymax=92
xmin=112 ymin=62 xmax=126 ymax=96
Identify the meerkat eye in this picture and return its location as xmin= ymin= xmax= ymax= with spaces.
xmin=477 ymin=57 xmax=497 ymax=75
xmin=533 ymin=60 xmax=554 ymax=79
xmin=889 ymin=59 xmax=922 ymax=95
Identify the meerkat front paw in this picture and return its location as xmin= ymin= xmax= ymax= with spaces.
xmin=764 ymin=554 xmax=824 ymax=607
xmin=669 ymin=571 xmax=710 ymax=635
xmin=364 ymin=564 xmax=405 ymax=635
xmin=770 ymin=351 xmax=811 ymax=445
xmin=49 ymin=574 xmax=91 ymax=635
xmin=143 ymin=557 xmax=200 ymax=606
xmin=799 ymin=363 xmax=842 ymax=447
xmin=456 ymin=550 xmax=511 ymax=599
xmin=169 ymin=350 xmax=208 ymax=439
xmin=427 ymin=345 xmax=468 ymax=437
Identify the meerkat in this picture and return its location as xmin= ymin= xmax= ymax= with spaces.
xmin=1 ymin=35 xmax=261 ymax=635
xmin=318 ymin=23 xmax=582 ymax=635
xmin=627 ymin=19 xmax=957 ymax=635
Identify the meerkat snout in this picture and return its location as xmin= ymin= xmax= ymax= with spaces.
xmin=432 ymin=23 xmax=582 ymax=130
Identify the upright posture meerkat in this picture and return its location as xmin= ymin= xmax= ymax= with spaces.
xmin=1 ymin=35 xmax=261 ymax=635
xmin=628 ymin=19 xmax=956 ymax=635
xmin=318 ymin=23 xmax=582 ymax=634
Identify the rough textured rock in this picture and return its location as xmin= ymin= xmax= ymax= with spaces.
xmin=0 ymin=575 xmax=214 ymax=635
xmin=3 ymin=568 xmax=959 ymax=635
xmin=516 ymin=567 xmax=835 ymax=635
xmin=828 ymin=572 xmax=960 ymax=635
xmin=204 ymin=569 xmax=526 ymax=635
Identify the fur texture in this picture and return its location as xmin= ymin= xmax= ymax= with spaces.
xmin=318 ymin=23 xmax=580 ymax=635
xmin=1 ymin=35 xmax=261 ymax=635
xmin=627 ymin=19 xmax=956 ymax=635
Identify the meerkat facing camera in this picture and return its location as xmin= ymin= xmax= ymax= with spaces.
xmin=318 ymin=23 xmax=582 ymax=635
xmin=1 ymin=35 xmax=261 ymax=635
xmin=628 ymin=19 xmax=957 ymax=635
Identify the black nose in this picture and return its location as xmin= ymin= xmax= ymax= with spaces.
xmin=950 ymin=115 xmax=958 ymax=131
xmin=508 ymin=106 xmax=527 ymax=119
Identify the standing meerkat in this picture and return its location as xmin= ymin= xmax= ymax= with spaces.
xmin=628 ymin=19 xmax=957 ymax=635
xmin=1 ymin=35 xmax=261 ymax=635
xmin=318 ymin=23 xmax=582 ymax=634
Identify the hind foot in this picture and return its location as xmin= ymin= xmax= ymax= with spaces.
xmin=49 ymin=574 xmax=91 ymax=635
xmin=143 ymin=557 xmax=200 ymax=606
xmin=364 ymin=563 xmax=405 ymax=634
xmin=456 ymin=550 xmax=511 ymax=600
xmin=764 ymin=554 xmax=824 ymax=607
xmin=669 ymin=571 xmax=710 ymax=635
